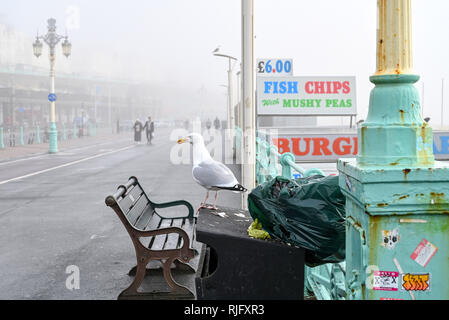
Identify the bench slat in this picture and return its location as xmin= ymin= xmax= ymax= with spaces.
xmin=127 ymin=194 xmax=151 ymax=226
xmin=134 ymin=206 xmax=156 ymax=230
xmin=139 ymin=212 xmax=163 ymax=248
xmin=178 ymin=218 xmax=196 ymax=249
xmin=119 ymin=184 xmax=144 ymax=211
xmin=150 ymin=219 xmax=172 ymax=251
xmin=163 ymin=218 xmax=183 ymax=250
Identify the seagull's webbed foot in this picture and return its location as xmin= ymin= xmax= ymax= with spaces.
xmin=197 ymin=203 xmax=208 ymax=211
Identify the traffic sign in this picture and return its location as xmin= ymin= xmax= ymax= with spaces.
xmin=48 ymin=93 xmax=57 ymax=102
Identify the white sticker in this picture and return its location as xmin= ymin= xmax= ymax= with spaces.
xmin=381 ymin=228 xmax=400 ymax=250
xmin=410 ymin=239 xmax=438 ymax=268
xmin=373 ymin=271 xmax=399 ymax=291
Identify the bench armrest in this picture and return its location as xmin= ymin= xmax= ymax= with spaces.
xmin=151 ymin=200 xmax=196 ymax=219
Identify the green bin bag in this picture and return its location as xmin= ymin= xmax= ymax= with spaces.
xmin=248 ymin=175 xmax=346 ymax=267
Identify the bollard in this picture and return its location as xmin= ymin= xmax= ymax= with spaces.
xmin=36 ymin=125 xmax=41 ymax=144
xmin=62 ymin=124 xmax=67 ymax=141
xmin=19 ymin=127 xmax=24 ymax=146
xmin=0 ymin=127 xmax=4 ymax=149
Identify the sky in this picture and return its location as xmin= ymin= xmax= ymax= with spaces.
xmin=1 ymin=0 xmax=449 ymax=125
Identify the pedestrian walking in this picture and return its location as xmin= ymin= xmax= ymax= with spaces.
xmin=133 ymin=119 xmax=143 ymax=144
xmin=214 ymin=117 xmax=220 ymax=130
xmin=143 ymin=116 xmax=155 ymax=145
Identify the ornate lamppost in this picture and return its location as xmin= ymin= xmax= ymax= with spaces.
xmin=33 ymin=18 xmax=72 ymax=153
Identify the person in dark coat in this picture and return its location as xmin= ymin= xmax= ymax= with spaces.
xmin=143 ymin=116 xmax=155 ymax=145
xmin=133 ymin=119 xmax=143 ymax=144
xmin=214 ymin=117 xmax=220 ymax=130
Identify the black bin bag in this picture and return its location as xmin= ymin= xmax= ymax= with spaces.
xmin=248 ymin=175 xmax=346 ymax=267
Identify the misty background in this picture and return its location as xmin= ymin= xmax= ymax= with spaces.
xmin=1 ymin=0 xmax=448 ymax=126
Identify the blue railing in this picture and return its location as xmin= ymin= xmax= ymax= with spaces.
xmin=255 ymin=133 xmax=325 ymax=183
xmin=0 ymin=123 xmax=98 ymax=150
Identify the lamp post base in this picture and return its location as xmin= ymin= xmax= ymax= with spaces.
xmin=49 ymin=122 xmax=58 ymax=154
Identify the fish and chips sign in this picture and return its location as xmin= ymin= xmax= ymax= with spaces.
xmin=257 ymin=76 xmax=357 ymax=116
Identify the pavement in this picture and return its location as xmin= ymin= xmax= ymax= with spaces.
xmin=0 ymin=127 xmax=242 ymax=299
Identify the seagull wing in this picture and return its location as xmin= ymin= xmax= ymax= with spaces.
xmin=192 ymin=159 xmax=238 ymax=188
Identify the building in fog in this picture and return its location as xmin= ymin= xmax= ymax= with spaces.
xmin=0 ymin=23 xmax=159 ymax=129
xmin=0 ymin=64 xmax=157 ymax=129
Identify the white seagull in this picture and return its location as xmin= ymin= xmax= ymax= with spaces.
xmin=177 ymin=133 xmax=247 ymax=210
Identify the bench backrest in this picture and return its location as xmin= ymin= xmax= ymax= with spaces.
xmin=105 ymin=176 xmax=156 ymax=230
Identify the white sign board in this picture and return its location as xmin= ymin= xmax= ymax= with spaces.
xmin=257 ymin=76 xmax=357 ymax=116
xmin=256 ymin=59 xmax=293 ymax=76
xmin=269 ymin=131 xmax=449 ymax=162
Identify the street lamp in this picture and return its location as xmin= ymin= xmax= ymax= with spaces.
xmin=33 ymin=18 xmax=72 ymax=153
xmin=212 ymin=47 xmax=238 ymax=131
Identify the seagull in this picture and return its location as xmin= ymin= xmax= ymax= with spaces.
xmin=177 ymin=133 xmax=247 ymax=211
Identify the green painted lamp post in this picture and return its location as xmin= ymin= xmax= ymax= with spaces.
xmin=33 ymin=18 xmax=72 ymax=154
xmin=338 ymin=0 xmax=449 ymax=300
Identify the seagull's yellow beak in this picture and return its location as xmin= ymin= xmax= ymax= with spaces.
xmin=177 ymin=137 xmax=189 ymax=144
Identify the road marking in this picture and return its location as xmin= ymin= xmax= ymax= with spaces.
xmin=0 ymin=145 xmax=135 ymax=186
xmin=0 ymin=154 xmax=48 ymax=166
xmin=0 ymin=138 xmax=132 ymax=166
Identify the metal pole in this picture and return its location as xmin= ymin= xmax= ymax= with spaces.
xmin=441 ymin=78 xmax=444 ymax=128
xmin=228 ymin=58 xmax=234 ymax=131
xmin=0 ymin=127 xmax=4 ymax=149
xmin=421 ymin=81 xmax=424 ymax=118
xmin=236 ymin=70 xmax=241 ymax=128
xmin=49 ymin=57 xmax=58 ymax=153
xmin=241 ymin=0 xmax=256 ymax=210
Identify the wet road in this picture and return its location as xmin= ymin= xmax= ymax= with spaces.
xmin=0 ymin=128 xmax=241 ymax=299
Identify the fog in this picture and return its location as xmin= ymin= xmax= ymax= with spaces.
xmin=1 ymin=0 xmax=449 ymax=126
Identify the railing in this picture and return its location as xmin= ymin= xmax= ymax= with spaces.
xmin=0 ymin=123 xmax=98 ymax=150
xmin=255 ymin=132 xmax=325 ymax=183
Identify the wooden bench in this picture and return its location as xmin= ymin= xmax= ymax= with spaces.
xmin=105 ymin=176 xmax=198 ymax=299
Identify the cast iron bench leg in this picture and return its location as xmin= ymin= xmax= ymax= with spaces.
xmin=162 ymin=257 xmax=193 ymax=297
xmin=119 ymin=257 xmax=150 ymax=299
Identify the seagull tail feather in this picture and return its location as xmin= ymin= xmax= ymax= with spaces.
xmin=214 ymin=184 xmax=247 ymax=192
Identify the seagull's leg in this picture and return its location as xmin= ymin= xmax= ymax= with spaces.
xmin=198 ymin=191 xmax=210 ymax=211
xmin=211 ymin=191 xmax=219 ymax=210
xmin=206 ymin=191 xmax=218 ymax=210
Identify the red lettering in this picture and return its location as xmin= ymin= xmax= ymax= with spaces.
xmin=342 ymin=81 xmax=351 ymax=94
xmin=305 ymin=82 xmax=313 ymax=94
xmin=333 ymin=137 xmax=352 ymax=155
xmin=272 ymin=138 xmax=290 ymax=154
xmin=353 ymin=137 xmax=358 ymax=155
xmin=291 ymin=138 xmax=311 ymax=156
xmin=333 ymin=81 xmax=342 ymax=94
xmin=312 ymin=138 xmax=332 ymax=156
xmin=315 ymin=81 xmax=325 ymax=94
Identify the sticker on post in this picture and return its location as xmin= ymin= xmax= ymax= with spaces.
xmin=381 ymin=228 xmax=400 ymax=250
xmin=410 ymin=239 xmax=438 ymax=267
xmin=401 ymin=273 xmax=431 ymax=292
xmin=345 ymin=176 xmax=352 ymax=192
xmin=372 ymin=271 xmax=399 ymax=291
